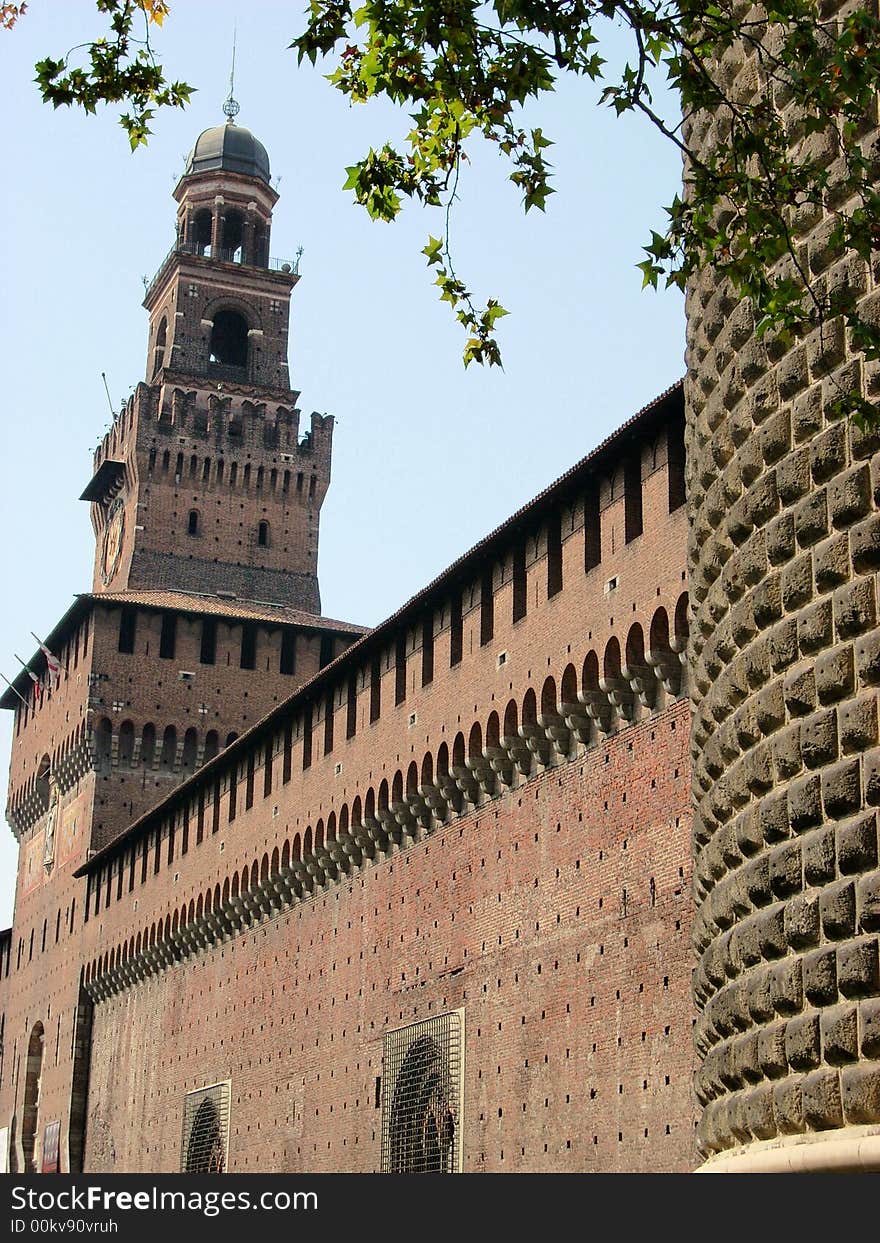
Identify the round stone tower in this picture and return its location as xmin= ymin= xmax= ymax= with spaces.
xmin=685 ymin=17 xmax=880 ymax=1170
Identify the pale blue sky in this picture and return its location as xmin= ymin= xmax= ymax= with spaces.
xmin=0 ymin=1 xmax=685 ymax=923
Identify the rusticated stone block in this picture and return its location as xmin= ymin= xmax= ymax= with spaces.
xmin=849 ymin=413 xmax=880 ymax=459
xmin=732 ymin=920 xmax=762 ymax=970
xmin=797 ymin=598 xmax=833 ymax=655
xmin=752 ymin=574 xmax=783 ymax=627
xmin=727 ymin=495 xmax=753 ymax=544
xmin=781 ymin=553 xmax=813 ymax=611
xmin=850 ymin=513 xmax=880 ymax=573
xmin=744 ymin=1083 xmax=777 ymax=1139
xmin=747 ymin=471 xmax=779 ymax=526
xmin=789 ymin=773 xmax=822 ymax=832
xmin=744 ymin=744 xmax=774 ymax=795
xmin=838 ymin=692 xmax=878 ymax=754
xmin=727 ymin=1091 xmax=752 ymax=1145
xmin=758 ymin=1023 xmax=788 ymax=1079
xmin=810 ymin=421 xmax=847 ymax=484
xmin=859 ymin=998 xmax=880 ymax=1058
xmin=833 ymin=578 xmax=877 ymax=640
xmin=858 ymin=871 xmax=880 ymax=933
xmin=837 ymin=936 xmax=880 ymax=998
xmin=744 ymin=965 xmax=775 ymax=1025
xmin=771 ymin=957 xmax=803 ymax=1015
xmin=818 ymin=1008 xmax=859 ymax=1075
xmin=772 ymin=1076 xmax=804 ymax=1134
xmin=768 ymin=618 xmax=798 ymax=671
xmin=755 ymin=683 xmax=785 ymax=735
xmin=792 ymin=388 xmax=822 ymax=444
xmin=794 ymin=490 xmax=829 ymax=547
xmin=828 ymin=463 xmax=872 ymax=529
xmin=822 ymin=758 xmax=862 ymax=818
xmin=785 ymin=894 xmax=820 ymax=949
xmin=813 ymin=533 xmax=851 ymax=591
xmin=734 ymin=806 xmax=762 ymax=856
xmin=760 ymin=411 xmax=791 ymax=466
xmin=783 ymin=667 xmax=815 ymax=717
xmin=814 ymin=646 xmax=855 ymax=705
xmin=800 ymin=708 xmax=838 ymax=769
xmin=769 ymin=841 xmax=802 ymax=898
xmin=801 ymin=1068 xmax=844 ymax=1130
xmin=756 ymin=907 xmax=787 ymax=960
xmin=760 ymin=792 xmax=790 ymax=844
xmin=803 ymin=826 xmax=836 ymax=886
xmin=820 ymin=880 xmax=856 ymax=940
xmin=785 ymin=1012 xmax=821 ymax=1071
xmin=803 ymin=947 xmax=838 ymax=1006
xmin=837 ymin=809 xmax=879 ymax=874
xmin=777 ymin=347 xmax=809 ymax=401
xmin=737 ymin=1031 xmax=762 ymax=1084
xmin=855 ymin=632 xmax=880 ymax=686
xmin=766 ymin=513 xmax=795 ymax=566
xmin=772 ymin=725 xmax=802 ymax=780
xmin=744 ymin=856 xmax=772 ymax=907
xmin=841 ymin=1063 xmax=880 ymax=1125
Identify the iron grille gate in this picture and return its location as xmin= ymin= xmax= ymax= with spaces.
xmin=380 ymin=1010 xmax=464 ymax=1173
xmin=181 ymin=1081 xmax=231 ymax=1174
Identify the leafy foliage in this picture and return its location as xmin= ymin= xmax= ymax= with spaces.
xmin=12 ymin=2 xmax=880 ymax=415
xmin=32 ymin=1 xmax=191 ymax=150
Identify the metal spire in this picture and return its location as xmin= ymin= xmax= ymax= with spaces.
xmin=223 ymin=28 xmax=240 ymax=123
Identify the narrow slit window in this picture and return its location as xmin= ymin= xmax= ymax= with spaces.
xmin=513 ymin=544 xmax=527 ymax=622
xmin=547 ymin=512 xmax=563 ymax=598
xmin=159 ymin=613 xmax=177 ymax=660
xmin=421 ymin=614 xmax=434 ymax=687
xmin=624 ymin=455 xmax=643 ymax=543
xmin=480 ymin=569 xmax=494 ymax=646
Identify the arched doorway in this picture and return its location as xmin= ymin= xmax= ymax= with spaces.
xmin=21 ymin=1022 xmax=44 ymax=1173
xmin=185 ymin=1097 xmax=225 ymax=1173
xmin=388 ymin=1035 xmax=455 ymax=1173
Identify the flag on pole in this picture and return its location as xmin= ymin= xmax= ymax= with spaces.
xmin=31 ymin=632 xmax=62 ymax=687
xmin=14 ymin=653 xmax=43 ymax=701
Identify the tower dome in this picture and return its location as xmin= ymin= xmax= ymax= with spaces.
xmin=184 ymin=121 xmax=270 ymax=185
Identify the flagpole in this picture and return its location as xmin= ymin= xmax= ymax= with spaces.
xmin=13 ymin=653 xmax=42 ymax=699
xmin=0 ymin=672 xmax=29 ymax=708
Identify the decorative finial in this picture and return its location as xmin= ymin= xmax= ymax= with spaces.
xmin=223 ymin=27 xmax=239 ymax=123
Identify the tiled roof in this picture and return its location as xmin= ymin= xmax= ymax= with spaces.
xmin=91 ymin=590 xmax=366 ymax=634
xmin=0 ymin=592 xmax=367 ymax=709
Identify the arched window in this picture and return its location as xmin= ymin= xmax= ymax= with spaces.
xmin=203 ymin=730 xmax=220 ymax=763
xmin=95 ymin=719 xmax=112 ymax=775
xmin=22 ymin=1023 xmax=45 ymax=1174
xmin=118 ymin=721 xmax=135 ymax=767
xmin=257 ymin=520 xmax=270 ymax=548
xmin=193 ymin=208 xmax=212 ymax=256
xmin=152 ymin=316 xmax=167 ymax=378
xmin=160 ymin=726 xmax=177 ymax=771
xmin=140 ymin=723 xmax=156 ymax=768
xmin=388 ymin=1034 xmax=456 ymax=1173
xmin=36 ymin=754 xmax=51 ymax=807
xmin=182 ymin=728 xmax=198 ymax=773
xmin=187 ymin=510 xmax=200 ymax=536
xmin=209 ymin=310 xmax=248 ymax=371
xmin=220 ymin=210 xmax=244 ymax=262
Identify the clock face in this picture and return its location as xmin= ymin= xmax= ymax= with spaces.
xmin=102 ymin=498 xmax=126 ymax=584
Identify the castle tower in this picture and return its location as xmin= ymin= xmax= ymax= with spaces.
xmin=686 ymin=19 xmax=880 ymax=1171
xmin=0 ymin=115 xmax=363 ymax=1174
xmin=86 ymin=114 xmax=332 ymax=612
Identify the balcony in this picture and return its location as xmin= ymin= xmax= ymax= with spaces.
xmin=144 ymin=241 xmax=301 ymax=303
